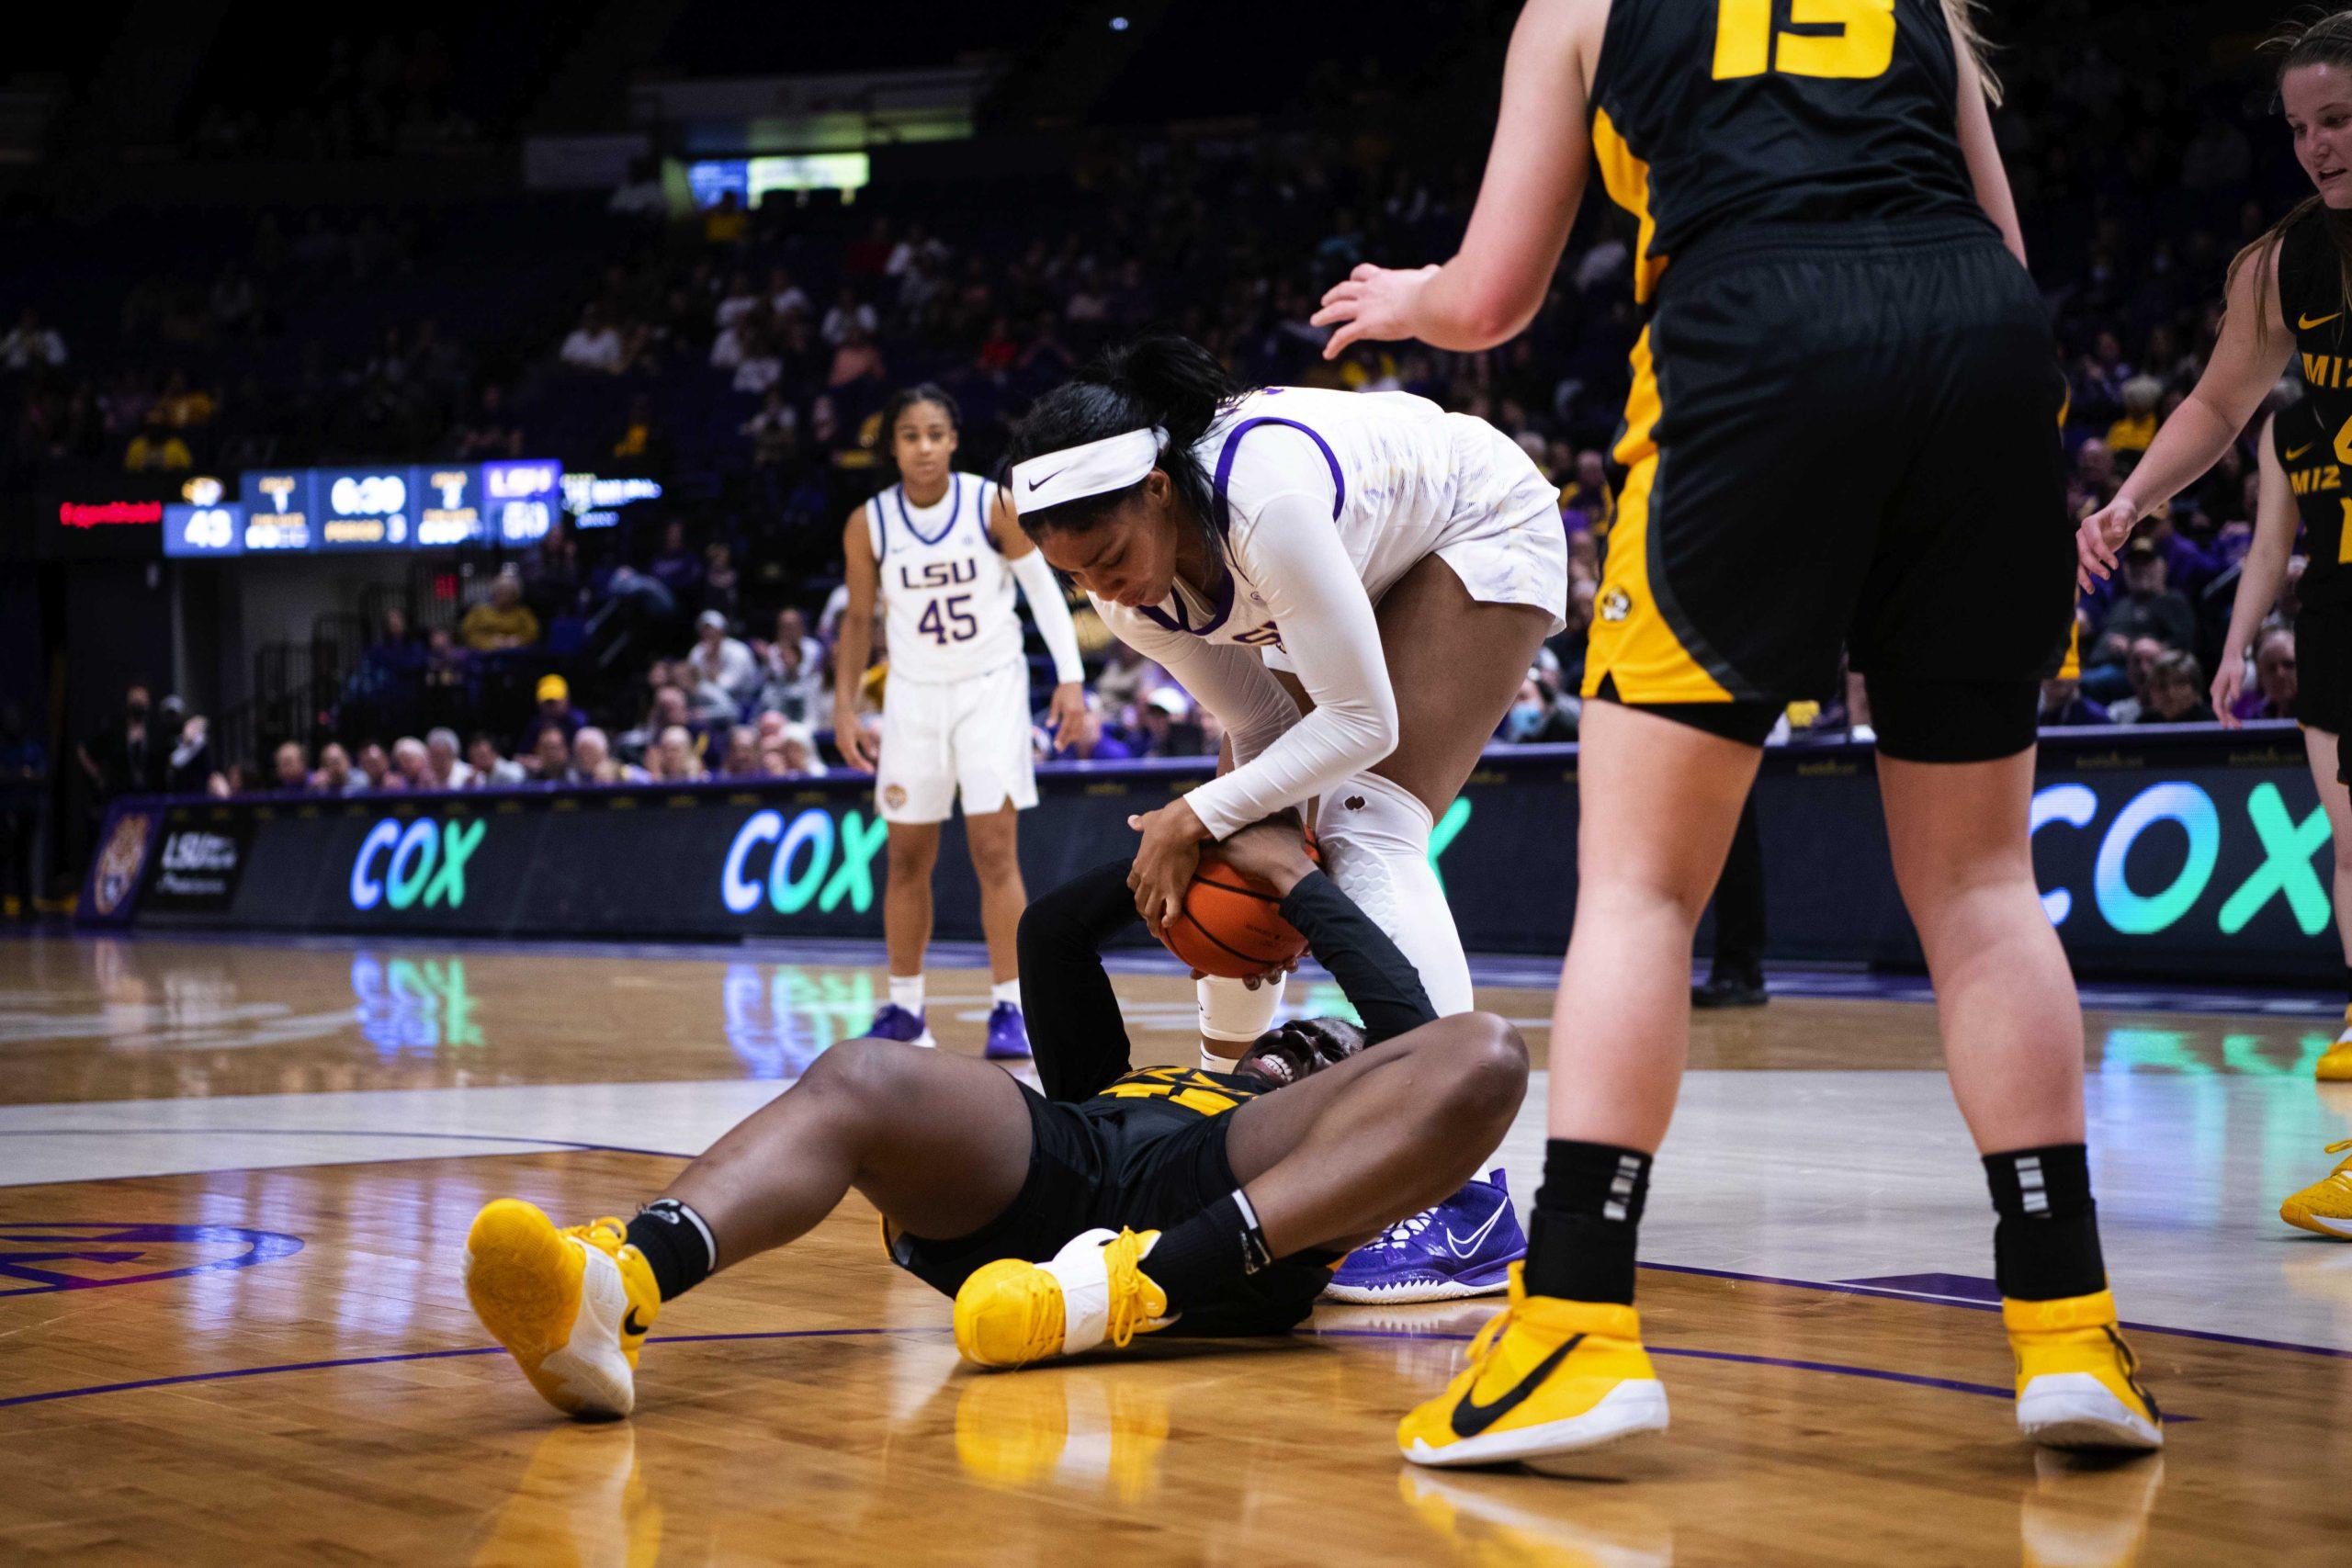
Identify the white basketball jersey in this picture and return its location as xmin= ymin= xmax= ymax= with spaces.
xmin=868 ymin=471 xmax=1023 ymax=684
xmin=1096 ymin=386 xmax=1479 ymax=654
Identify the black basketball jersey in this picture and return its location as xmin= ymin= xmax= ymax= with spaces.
xmin=2275 ymin=399 xmax=2352 ymax=610
xmin=1589 ymin=0 xmax=1987 ymax=301
xmin=2279 ymin=207 xmax=2352 ymax=468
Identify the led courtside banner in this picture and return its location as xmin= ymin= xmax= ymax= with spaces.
xmin=84 ymin=728 xmax=2338 ymax=983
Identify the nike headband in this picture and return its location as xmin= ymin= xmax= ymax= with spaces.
xmin=1009 ymin=426 xmax=1166 ymax=515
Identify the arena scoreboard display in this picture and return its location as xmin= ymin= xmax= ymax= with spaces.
xmin=164 ymin=462 xmax=563 ymax=558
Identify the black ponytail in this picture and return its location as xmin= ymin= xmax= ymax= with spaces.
xmin=1003 ymin=333 xmax=1249 ymax=564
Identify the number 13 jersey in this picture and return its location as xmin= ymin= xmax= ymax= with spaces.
xmin=869 ymin=472 xmax=1023 ymax=683
xmin=1590 ymin=0 xmax=1984 ymax=303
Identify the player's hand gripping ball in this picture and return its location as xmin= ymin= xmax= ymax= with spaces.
xmin=1159 ymin=834 xmax=1322 ymax=979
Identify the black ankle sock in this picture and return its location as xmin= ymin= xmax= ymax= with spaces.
xmin=1146 ymin=1190 xmax=1272 ymax=1314
xmin=1983 ymin=1145 xmax=2106 ymax=1301
xmin=1523 ymin=1140 xmax=1652 ymax=1304
xmin=624 ymin=1198 xmax=718 ymax=1302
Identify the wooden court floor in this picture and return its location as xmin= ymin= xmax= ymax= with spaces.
xmin=4 ymin=933 xmax=2351 ymax=1565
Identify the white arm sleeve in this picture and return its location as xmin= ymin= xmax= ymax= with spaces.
xmin=1008 ymin=549 xmax=1086 ymax=684
xmin=1179 ymin=492 xmax=1400 ymax=839
xmin=1102 ymin=612 xmax=1303 ymax=774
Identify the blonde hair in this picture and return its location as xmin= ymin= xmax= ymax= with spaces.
xmin=1943 ymin=0 xmax=2003 ymax=107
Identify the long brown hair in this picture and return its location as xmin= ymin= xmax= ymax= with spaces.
xmin=1942 ymin=0 xmax=2002 ymax=107
xmin=2230 ymin=10 xmax=2352 ymax=337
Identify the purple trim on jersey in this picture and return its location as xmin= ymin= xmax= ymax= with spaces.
xmin=978 ymin=479 xmax=1005 ymax=553
xmin=1133 ymin=415 xmax=1343 ymax=638
xmin=889 ymin=477 xmax=964 ymax=550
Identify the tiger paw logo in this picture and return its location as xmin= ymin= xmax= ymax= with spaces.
xmin=92 ymin=812 xmax=155 ymax=917
xmin=1599 ymin=587 xmax=1633 ymax=623
xmin=1344 ymin=795 xmax=1366 ymax=811
xmin=883 ymin=784 xmax=908 ymax=810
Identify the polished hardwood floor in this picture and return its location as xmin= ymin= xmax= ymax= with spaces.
xmin=4 ymin=932 xmax=2349 ymax=1564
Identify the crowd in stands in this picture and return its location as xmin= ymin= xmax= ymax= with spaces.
xmin=13 ymin=14 xmax=2324 ymax=806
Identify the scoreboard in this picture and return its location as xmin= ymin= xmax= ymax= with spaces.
xmin=166 ymin=462 xmax=563 ymax=558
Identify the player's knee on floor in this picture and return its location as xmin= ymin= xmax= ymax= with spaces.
xmin=1864 ymin=673 xmax=2038 ymax=763
xmin=1315 ymin=773 xmax=1474 ymax=1016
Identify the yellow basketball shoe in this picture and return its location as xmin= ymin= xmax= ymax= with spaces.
xmin=2316 ymin=1012 xmax=2352 ymax=1081
xmin=2004 ymin=1290 xmax=2163 ymax=1451
xmin=1397 ymin=1265 xmax=1668 ymax=1468
xmin=2280 ymin=1140 xmax=2352 ymax=1238
xmin=464 ymin=1199 xmax=661 ymax=1418
xmin=953 ymin=1227 xmax=1172 ymax=1369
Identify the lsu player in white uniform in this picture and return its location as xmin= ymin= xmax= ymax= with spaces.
xmin=1003 ymin=333 xmax=1568 ymax=1300
xmin=835 ymin=385 xmax=1091 ymax=1059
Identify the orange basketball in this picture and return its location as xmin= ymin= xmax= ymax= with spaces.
xmin=1159 ymin=839 xmax=1319 ymax=978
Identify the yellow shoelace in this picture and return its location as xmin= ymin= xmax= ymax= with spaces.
xmin=2321 ymin=1139 xmax=2352 ymax=1191
xmin=1462 ymin=1302 xmax=1519 ymax=1370
xmin=1102 ymin=1231 xmax=1159 ymax=1349
xmin=562 ymin=1216 xmax=629 ymax=1254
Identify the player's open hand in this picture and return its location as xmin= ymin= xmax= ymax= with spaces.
xmin=1126 ymin=798 xmax=1207 ymax=936
xmin=2075 ymin=497 xmax=2138 ymax=591
xmin=1313 ymin=263 xmax=1441 ymax=360
xmin=1046 ymin=681 xmax=1095 ymax=753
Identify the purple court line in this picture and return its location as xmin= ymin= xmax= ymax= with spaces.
xmin=0 ymin=1127 xmax=686 ymax=1159
xmin=1639 ymin=1260 xmax=2352 ymax=1362
xmin=1312 ymin=1327 xmax=2014 ymax=1402
xmin=0 ymin=1327 xmax=922 ymax=1409
xmin=2 ymin=1325 xmax=2023 ymax=1413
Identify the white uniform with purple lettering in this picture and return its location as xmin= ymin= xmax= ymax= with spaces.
xmin=868 ymin=471 xmax=1037 ymax=825
xmin=1090 ymin=386 xmax=1567 ymax=843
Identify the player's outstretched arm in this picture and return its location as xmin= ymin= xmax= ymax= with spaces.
xmin=1313 ymin=0 xmax=1595 ymax=355
xmin=1016 ymin=861 xmax=1150 ymax=1100
xmin=2079 ymin=242 xmax=2292 ymax=586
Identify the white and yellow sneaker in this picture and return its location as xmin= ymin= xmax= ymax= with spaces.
xmin=2281 ymin=1139 xmax=2352 ymax=1238
xmin=464 ymin=1199 xmax=661 ymax=1418
xmin=2006 ymin=1290 xmax=2163 ymax=1452
xmin=2316 ymin=1011 xmax=2352 ymax=1081
xmin=953 ymin=1228 xmax=1173 ymax=1370
xmin=1397 ymin=1264 xmax=1668 ymax=1467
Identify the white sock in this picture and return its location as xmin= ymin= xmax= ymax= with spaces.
xmin=1316 ymin=773 xmax=1473 ymax=1015
xmin=889 ymin=974 xmax=924 ymax=1014
xmin=991 ymin=978 xmax=1021 ymax=1010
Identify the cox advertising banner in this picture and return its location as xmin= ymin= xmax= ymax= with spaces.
xmin=94 ymin=730 xmax=2343 ymax=983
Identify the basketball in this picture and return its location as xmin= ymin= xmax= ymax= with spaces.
xmin=1160 ymin=841 xmax=1318 ymax=978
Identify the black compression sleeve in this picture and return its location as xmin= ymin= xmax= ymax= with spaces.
xmin=1016 ymin=860 xmax=1145 ymax=1101
xmin=1275 ymin=870 xmax=1438 ymax=1043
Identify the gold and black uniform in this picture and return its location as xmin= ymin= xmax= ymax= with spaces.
xmin=1580 ymin=0 xmax=2071 ymax=759
xmin=886 ymin=861 xmax=1437 ymax=1337
xmin=2273 ymin=400 xmax=2352 ymax=735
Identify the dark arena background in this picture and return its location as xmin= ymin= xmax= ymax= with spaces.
xmin=5 ymin=3 xmax=2351 ymax=1562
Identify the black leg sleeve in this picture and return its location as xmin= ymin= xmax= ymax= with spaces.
xmin=1275 ymin=870 xmax=1438 ymax=1043
xmin=1017 ymin=861 xmax=1146 ymax=1101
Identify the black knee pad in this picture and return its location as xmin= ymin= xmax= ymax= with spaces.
xmin=1864 ymin=674 xmax=2039 ymax=762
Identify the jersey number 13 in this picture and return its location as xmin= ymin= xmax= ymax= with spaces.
xmin=1713 ymin=0 xmax=1895 ymax=81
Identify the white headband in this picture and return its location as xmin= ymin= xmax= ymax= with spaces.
xmin=1010 ymin=426 xmax=1166 ymax=514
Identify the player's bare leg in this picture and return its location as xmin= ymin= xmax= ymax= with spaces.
xmin=871 ymin=820 xmax=943 ymax=1047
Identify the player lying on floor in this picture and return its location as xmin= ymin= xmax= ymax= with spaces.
xmin=463 ymin=818 xmax=1528 ymax=1417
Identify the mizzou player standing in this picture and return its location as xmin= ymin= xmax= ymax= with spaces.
xmin=833 ymin=385 xmax=1092 ymax=1060
xmin=1318 ymin=0 xmax=2161 ymax=1464
xmin=2075 ymin=14 xmax=2352 ymax=1226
